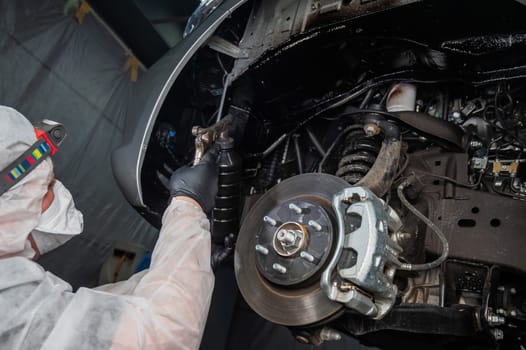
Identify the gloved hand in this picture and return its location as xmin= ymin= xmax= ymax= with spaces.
xmin=169 ymin=148 xmax=219 ymax=213
xmin=211 ymin=233 xmax=235 ymax=271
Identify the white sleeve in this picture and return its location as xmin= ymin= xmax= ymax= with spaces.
xmin=45 ymin=198 xmax=214 ymax=350
xmin=1 ymin=198 xmax=213 ymax=350
xmin=107 ymin=197 xmax=215 ymax=349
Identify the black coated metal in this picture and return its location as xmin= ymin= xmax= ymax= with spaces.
xmin=395 ymin=111 xmax=468 ymax=150
xmin=444 ymin=260 xmax=489 ymax=307
xmin=293 ymin=134 xmax=303 ymax=174
xmin=340 ymin=305 xmax=479 ymax=337
xmin=212 ymin=136 xmax=242 ymax=244
xmin=342 ymin=108 xmax=467 ymax=151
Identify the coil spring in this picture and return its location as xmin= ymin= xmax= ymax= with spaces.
xmin=335 ymin=129 xmax=380 ymax=184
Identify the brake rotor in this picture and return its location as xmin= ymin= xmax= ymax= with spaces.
xmin=235 ymin=173 xmax=349 ymax=326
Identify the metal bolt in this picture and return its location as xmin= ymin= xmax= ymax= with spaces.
xmin=451 ymin=111 xmax=462 ymax=121
xmin=295 ymin=335 xmax=310 ymax=344
xmin=308 ymin=220 xmax=322 ymax=231
xmin=470 ymin=140 xmax=483 ymax=149
xmin=289 ymin=203 xmax=302 ymax=214
xmin=277 ymin=230 xmax=297 ymax=245
xmin=300 ymin=251 xmax=315 ymax=263
xmin=272 ymin=263 xmax=287 ymax=274
xmin=492 ymin=329 xmax=504 ymax=341
xmin=320 ymin=327 xmax=342 ymax=342
xmin=255 ymin=244 xmax=269 ymax=255
xmin=510 ymin=310 xmax=518 ymax=317
xmin=263 ymin=216 xmax=277 ymax=226
xmin=191 ymin=126 xmax=201 ymax=136
xmin=497 ymin=286 xmax=506 ymax=292
xmin=364 ymin=125 xmax=377 ymax=137
xmin=510 ymin=287 xmax=517 ymax=295
xmin=395 ymin=232 xmax=412 ymax=243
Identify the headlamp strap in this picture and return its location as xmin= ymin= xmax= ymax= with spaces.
xmin=0 ymin=138 xmax=52 ymax=196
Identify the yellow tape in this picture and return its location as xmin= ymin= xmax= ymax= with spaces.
xmin=124 ymin=55 xmax=140 ymax=82
xmin=507 ymin=162 xmax=519 ymax=174
xmin=75 ymin=1 xmax=91 ymax=25
xmin=493 ymin=161 xmax=519 ymax=174
xmin=492 ymin=162 xmax=502 ymax=173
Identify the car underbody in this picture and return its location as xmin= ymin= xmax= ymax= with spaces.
xmin=125 ymin=0 xmax=526 ymax=348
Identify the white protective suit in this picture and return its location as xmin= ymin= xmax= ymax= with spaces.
xmin=0 ymin=106 xmax=215 ymax=350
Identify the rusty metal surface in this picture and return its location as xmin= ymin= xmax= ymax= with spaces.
xmin=405 ymin=151 xmax=526 ymax=272
xmin=425 ymin=188 xmax=526 ymax=272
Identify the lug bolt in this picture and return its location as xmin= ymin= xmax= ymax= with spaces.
xmin=277 ymin=230 xmax=296 ymax=245
xmin=300 ymin=251 xmax=315 ymax=263
xmin=255 ymin=244 xmax=269 ymax=255
xmin=308 ymin=220 xmax=322 ymax=231
xmin=288 ymin=203 xmax=302 ymax=214
xmin=272 ymin=263 xmax=287 ymax=274
xmin=263 ymin=216 xmax=277 ymax=226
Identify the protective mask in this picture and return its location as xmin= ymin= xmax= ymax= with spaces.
xmin=31 ymin=180 xmax=83 ymax=255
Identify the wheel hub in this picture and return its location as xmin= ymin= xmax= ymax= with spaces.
xmin=255 ymin=199 xmax=334 ymax=286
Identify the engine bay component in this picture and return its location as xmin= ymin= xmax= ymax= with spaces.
xmin=386 ymin=83 xmax=417 ymax=112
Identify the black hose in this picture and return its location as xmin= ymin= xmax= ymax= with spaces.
xmin=306 ymin=127 xmax=326 ymax=156
xmin=293 ymin=134 xmax=303 ymax=174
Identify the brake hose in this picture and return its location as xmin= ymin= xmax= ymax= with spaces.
xmin=396 ymin=175 xmax=449 ymax=271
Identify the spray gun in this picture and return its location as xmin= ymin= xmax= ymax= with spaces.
xmin=191 ymin=114 xmax=234 ymax=165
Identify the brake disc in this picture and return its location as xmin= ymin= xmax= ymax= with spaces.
xmin=235 ymin=173 xmax=349 ymax=326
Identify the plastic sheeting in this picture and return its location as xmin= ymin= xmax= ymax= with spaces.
xmin=0 ymin=0 xmax=158 ymax=289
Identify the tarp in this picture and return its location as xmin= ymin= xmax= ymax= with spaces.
xmin=0 ymin=0 xmax=158 ymax=289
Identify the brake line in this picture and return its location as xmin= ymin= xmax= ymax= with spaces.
xmin=396 ymin=175 xmax=449 ymax=271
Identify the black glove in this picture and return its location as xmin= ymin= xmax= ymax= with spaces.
xmin=169 ymin=148 xmax=219 ymax=213
xmin=211 ymin=233 xmax=235 ymax=271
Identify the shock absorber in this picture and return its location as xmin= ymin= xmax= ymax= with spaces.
xmin=335 ymin=129 xmax=380 ymax=184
